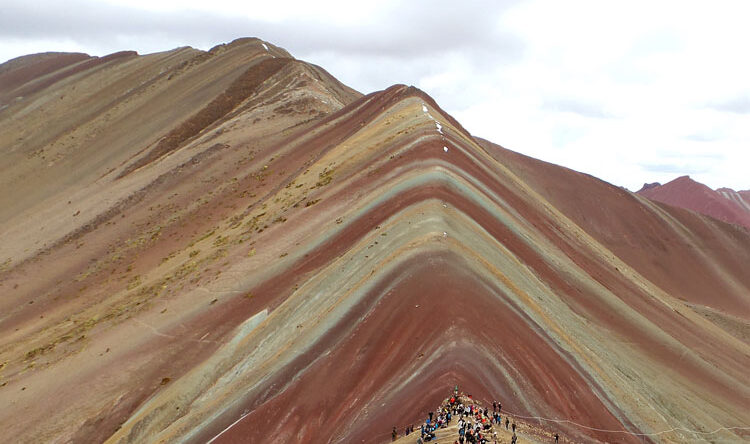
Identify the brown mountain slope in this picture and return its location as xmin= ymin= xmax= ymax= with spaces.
xmin=637 ymin=175 xmax=750 ymax=230
xmin=0 ymin=40 xmax=748 ymax=444
xmin=0 ymin=37 xmax=362 ymax=442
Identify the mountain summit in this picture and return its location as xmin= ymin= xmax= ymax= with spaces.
xmin=1 ymin=39 xmax=748 ymax=443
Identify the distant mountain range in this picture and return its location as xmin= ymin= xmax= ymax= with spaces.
xmin=638 ymin=176 xmax=750 ymax=230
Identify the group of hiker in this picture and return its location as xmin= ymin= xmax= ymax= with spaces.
xmin=453 ymin=395 xmax=515 ymax=444
xmin=391 ymin=390 xmax=561 ymax=443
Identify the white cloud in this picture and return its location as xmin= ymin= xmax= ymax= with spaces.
xmin=446 ymin=0 xmax=750 ymax=191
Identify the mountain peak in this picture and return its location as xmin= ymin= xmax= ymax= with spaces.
xmin=666 ymin=175 xmax=706 ymax=189
xmin=636 ymin=182 xmax=661 ymax=193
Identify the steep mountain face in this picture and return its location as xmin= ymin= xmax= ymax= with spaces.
xmin=1 ymin=39 xmax=748 ymax=444
xmin=637 ymin=176 xmax=750 ymax=230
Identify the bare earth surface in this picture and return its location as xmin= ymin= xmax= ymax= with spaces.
xmin=0 ymin=39 xmax=748 ymax=443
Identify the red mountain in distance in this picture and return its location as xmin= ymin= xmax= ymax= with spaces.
xmin=637 ymin=175 xmax=750 ymax=230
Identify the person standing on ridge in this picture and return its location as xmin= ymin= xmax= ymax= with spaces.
xmin=554 ymin=432 xmax=559 ymax=443
xmin=505 ymin=418 xmax=509 ymax=430
xmin=512 ymin=422 xmax=516 ymax=433
xmin=392 ymin=426 xmax=397 ymax=441
xmin=493 ymin=401 xmax=497 ymax=412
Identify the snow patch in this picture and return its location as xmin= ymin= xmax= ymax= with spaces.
xmin=262 ymin=43 xmax=269 ymax=51
xmin=422 ymin=105 xmax=428 ymax=113
xmin=435 ymin=122 xmax=443 ymax=134
xmin=443 ymin=146 xmax=448 ymax=153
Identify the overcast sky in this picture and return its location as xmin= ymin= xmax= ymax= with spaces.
xmin=2 ymin=0 xmax=748 ymax=191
